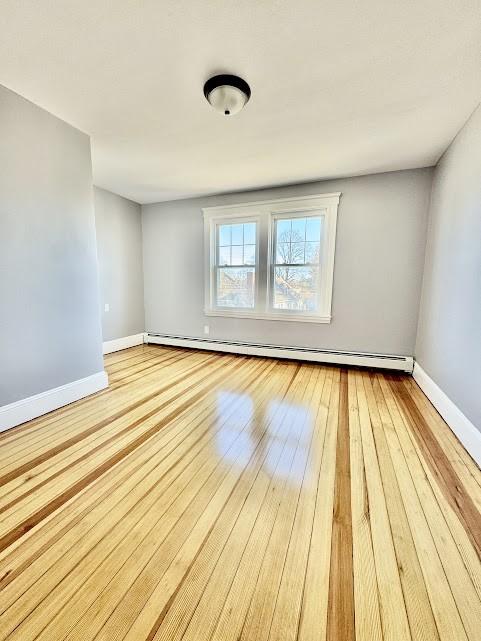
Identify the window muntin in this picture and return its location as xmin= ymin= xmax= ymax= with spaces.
xmin=214 ymin=221 xmax=257 ymax=309
xmin=271 ymin=215 xmax=323 ymax=313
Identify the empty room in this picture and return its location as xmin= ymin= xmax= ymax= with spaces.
xmin=0 ymin=2 xmax=480 ymax=640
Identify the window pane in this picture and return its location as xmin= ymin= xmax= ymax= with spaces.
xmin=244 ymin=223 xmax=256 ymax=245
xmin=231 ymin=224 xmax=243 ymax=245
xmin=231 ymin=245 xmax=243 ymax=265
xmin=218 ymin=246 xmax=231 ymax=266
xmin=291 ymin=217 xmax=306 ymax=240
xmin=273 ymin=266 xmax=320 ymax=312
xmin=306 ymin=217 xmax=321 ymax=241
xmin=217 ymin=267 xmax=255 ymax=308
xmin=290 ymin=242 xmax=305 ymax=264
xmin=276 ymin=242 xmax=290 ymax=264
xmin=305 ymin=242 xmax=320 ymax=264
xmin=276 ymin=219 xmax=291 ymax=241
xmin=218 ymin=224 xmax=231 ymax=246
xmin=244 ymin=244 xmax=256 ymax=265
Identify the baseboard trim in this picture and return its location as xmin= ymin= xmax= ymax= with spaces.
xmin=103 ymin=333 xmax=145 ymax=355
xmin=0 ymin=371 xmax=109 ymax=434
xmin=146 ymin=333 xmax=413 ymax=372
xmin=413 ymin=362 xmax=480 ymax=467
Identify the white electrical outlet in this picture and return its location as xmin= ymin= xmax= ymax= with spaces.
xmin=104 ymin=303 xmax=110 ymax=312
xmin=204 ymin=325 xmax=210 ymax=335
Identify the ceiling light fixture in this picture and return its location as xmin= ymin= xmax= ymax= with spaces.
xmin=203 ymin=74 xmax=251 ymax=116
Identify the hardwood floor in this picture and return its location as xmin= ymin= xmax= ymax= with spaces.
xmin=0 ymin=345 xmax=480 ymax=641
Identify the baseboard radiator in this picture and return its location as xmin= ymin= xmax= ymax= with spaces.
xmin=146 ymin=333 xmax=413 ymax=372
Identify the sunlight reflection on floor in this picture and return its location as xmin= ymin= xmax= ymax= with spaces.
xmin=214 ymin=390 xmax=313 ymax=480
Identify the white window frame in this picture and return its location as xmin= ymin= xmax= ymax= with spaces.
xmin=203 ymin=193 xmax=340 ymax=323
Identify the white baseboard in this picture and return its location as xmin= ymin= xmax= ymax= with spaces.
xmin=102 ymin=333 xmax=145 ymax=355
xmin=146 ymin=333 xmax=413 ymax=372
xmin=0 ymin=371 xmax=109 ymax=434
xmin=413 ymin=362 xmax=481 ymax=467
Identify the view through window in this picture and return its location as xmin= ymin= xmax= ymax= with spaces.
xmin=272 ymin=216 xmax=322 ymax=312
xmin=216 ymin=221 xmax=256 ymax=308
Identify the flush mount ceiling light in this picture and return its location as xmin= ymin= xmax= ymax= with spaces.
xmin=203 ymin=74 xmax=251 ymax=116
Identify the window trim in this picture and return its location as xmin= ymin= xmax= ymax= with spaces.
xmin=203 ymin=193 xmax=340 ymax=323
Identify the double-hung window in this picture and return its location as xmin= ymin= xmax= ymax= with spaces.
xmin=271 ymin=214 xmax=322 ymax=314
xmin=203 ymin=193 xmax=340 ymax=323
xmin=215 ymin=220 xmax=257 ymax=309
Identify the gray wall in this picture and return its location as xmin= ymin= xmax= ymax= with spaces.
xmin=0 ymin=85 xmax=104 ymax=406
xmin=94 ymin=187 xmax=145 ymax=342
xmin=142 ymin=168 xmax=433 ymax=356
xmin=416 ymin=105 xmax=481 ymax=430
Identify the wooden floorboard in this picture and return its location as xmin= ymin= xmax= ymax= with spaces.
xmin=0 ymin=345 xmax=480 ymax=641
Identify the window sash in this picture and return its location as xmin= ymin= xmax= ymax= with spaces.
xmin=212 ymin=219 xmax=259 ymax=310
xmin=269 ymin=213 xmax=323 ymax=315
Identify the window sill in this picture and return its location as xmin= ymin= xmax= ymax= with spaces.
xmin=204 ymin=308 xmax=332 ymax=324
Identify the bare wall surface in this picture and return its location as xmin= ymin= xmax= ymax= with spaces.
xmin=416 ymin=104 xmax=481 ymax=430
xmin=142 ymin=168 xmax=433 ymax=356
xmin=94 ymin=187 xmax=144 ymax=342
xmin=0 ymin=85 xmax=103 ymax=406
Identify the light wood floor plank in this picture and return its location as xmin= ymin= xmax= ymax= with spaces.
xmin=169 ymin=367 xmax=322 ymax=641
xmin=118 ymin=363 xmax=304 ymax=641
xmin=0 ymin=349 xmax=207 ymax=467
xmin=0 ymin=353 xmax=236 ymax=509
xmin=388 ymin=379 xmax=481 ymax=641
xmin=0 ymin=349 xmax=479 ymax=641
xmin=294 ymin=367 xmax=335 ymax=641
xmin=355 ymin=371 xmax=412 ymax=641
xmin=403 ymin=377 xmax=481 ymax=502
xmin=347 ymin=370 xmax=383 ymax=641
xmin=379 ymin=376 xmax=470 ymax=641
xmin=257 ymin=366 xmax=329 ymax=641
xmin=325 ymin=369 xmax=355 ymax=641
xmin=366 ymin=374 xmax=439 ymax=641
xmin=50 ymin=360 xmax=288 ymax=641
xmin=0 ymin=354 xmax=242 ymax=549
xmin=241 ymin=368 xmax=335 ymax=641
xmin=211 ymin=370 xmax=327 ymax=641
xmin=0 ymin=358 xmax=269 ymax=625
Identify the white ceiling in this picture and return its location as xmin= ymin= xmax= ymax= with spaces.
xmin=1 ymin=1 xmax=480 ymax=204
